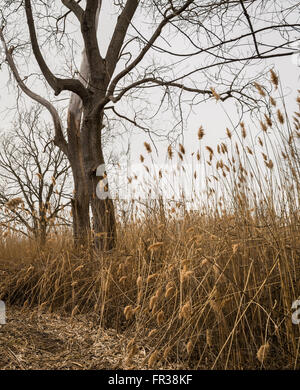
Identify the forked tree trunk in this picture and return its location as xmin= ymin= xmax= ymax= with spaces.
xmin=2 ymin=0 xmax=136 ymax=251
xmin=67 ymin=103 xmax=117 ymax=250
xmin=66 ymin=2 xmax=106 ymax=249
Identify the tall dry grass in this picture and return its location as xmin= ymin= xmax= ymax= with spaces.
xmin=0 ymin=75 xmax=299 ymax=369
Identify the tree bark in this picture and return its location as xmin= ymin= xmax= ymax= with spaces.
xmin=90 ymin=168 xmax=116 ymax=250
xmin=71 ymin=194 xmax=90 ymax=247
xmin=38 ymin=223 xmax=47 ymax=248
xmin=81 ymin=109 xmax=116 ymax=250
xmin=66 ymin=110 xmax=91 ymax=247
xmin=70 ymin=162 xmax=91 ymax=247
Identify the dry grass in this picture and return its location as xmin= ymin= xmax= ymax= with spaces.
xmin=0 ymin=79 xmax=299 ymax=370
xmin=0 ymin=306 xmax=182 ymax=369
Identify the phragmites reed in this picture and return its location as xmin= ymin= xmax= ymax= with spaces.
xmin=226 ymin=128 xmax=232 ymax=139
xmin=147 ymin=273 xmax=158 ymax=283
xmin=71 ymin=305 xmax=78 ymax=317
xmin=260 ymin=121 xmax=267 ymax=132
xmin=156 ymin=310 xmax=165 ymax=326
xmin=221 ymin=143 xmax=228 ymax=154
xmin=165 ymin=286 xmax=175 ymax=298
xmin=119 ymin=276 xmax=127 ymax=284
xmin=165 ymin=281 xmax=173 ymax=290
xmin=253 ymin=82 xmax=266 ymax=97
xmin=148 ymin=350 xmax=159 ymax=368
xmin=265 ymin=159 xmax=274 ymax=169
xmin=149 ymin=296 xmax=157 ymax=312
xmin=246 ymin=146 xmax=253 ymax=155
xmin=240 ymin=122 xmax=247 ymax=138
xmin=186 ymin=340 xmax=193 ymax=355
xmin=148 ymin=329 xmax=157 ymax=338
xmin=144 ymin=142 xmax=152 ymax=153
xmin=154 ymin=287 xmax=163 ymax=299
xmin=5 ymin=197 xmax=24 ymax=210
xmin=167 ymin=144 xmax=173 ymax=159
xmin=270 ymin=69 xmax=279 ymax=89
xmin=124 ymin=305 xmax=134 ymax=320
xmin=179 ymin=301 xmax=192 ymax=320
xmin=210 ymin=87 xmax=220 ymax=101
xmin=148 ymin=242 xmax=164 ymax=252
xmin=133 ymin=305 xmax=141 ymax=314
xmin=277 ymin=109 xmax=285 ymax=124
xmin=264 ymin=114 xmax=273 ymax=127
xmin=206 ymin=146 xmax=214 ymax=155
xmin=257 ymin=342 xmax=270 ymax=364
xmin=206 ymin=329 xmax=212 ymax=347
xmin=126 ymin=339 xmax=138 ymax=366
xmin=179 ymin=143 xmax=186 ymax=155
xmin=198 ymin=126 xmax=205 ymax=140
xmin=136 ymin=276 xmax=143 ymax=289
xmin=181 ymin=268 xmax=193 ymax=283
xmin=163 ymin=346 xmax=172 ymax=360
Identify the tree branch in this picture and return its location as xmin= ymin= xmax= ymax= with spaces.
xmin=107 ymin=0 xmax=194 ymax=97
xmin=61 ymin=0 xmax=84 ymax=21
xmin=109 ymin=77 xmax=212 ymax=104
xmin=81 ymin=0 xmax=104 ymax=87
xmin=105 ymin=0 xmax=139 ymax=78
xmin=0 ymin=28 xmax=69 ymax=156
xmin=24 ymin=0 xmax=88 ymax=100
xmin=239 ymin=0 xmax=260 ymax=57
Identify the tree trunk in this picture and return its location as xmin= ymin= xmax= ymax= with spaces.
xmin=33 ymin=222 xmax=46 ymax=248
xmin=71 ymin=196 xmax=90 ymax=247
xmin=81 ymin=110 xmax=117 ymax=250
xmin=68 ymin=140 xmax=91 ymax=247
xmin=91 ymin=176 xmax=116 ymax=250
xmin=38 ymin=206 xmax=47 ymax=247
xmin=71 ymin=168 xmax=91 ymax=247
xmin=39 ymin=224 xmax=47 ymax=247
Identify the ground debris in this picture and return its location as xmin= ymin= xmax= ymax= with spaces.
xmin=0 ymin=306 xmax=153 ymax=370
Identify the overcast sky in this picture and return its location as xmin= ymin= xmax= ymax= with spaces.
xmin=0 ymin=1 xmax=299 ymax=202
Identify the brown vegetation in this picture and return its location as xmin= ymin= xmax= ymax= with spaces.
xmin=0 ymin=85 xmax=299 ymax=369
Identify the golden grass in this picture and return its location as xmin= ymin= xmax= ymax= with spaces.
xmin=0 ymin=80 xmax=299 ymax=370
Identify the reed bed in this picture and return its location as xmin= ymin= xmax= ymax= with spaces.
xmin=0 ymin=75 xmax=299 ymax=369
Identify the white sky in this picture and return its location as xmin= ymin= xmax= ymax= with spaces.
xmin=0 ymin=1 xmax=299 ymax=203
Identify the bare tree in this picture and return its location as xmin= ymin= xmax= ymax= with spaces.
xmin=0 ymin=106 xmax=71 ymax=245
xmin=0 ymin=0 xmax=299 ymax=249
